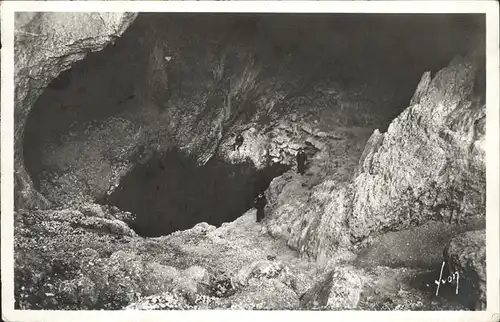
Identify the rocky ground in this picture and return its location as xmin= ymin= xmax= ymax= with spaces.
xmin=14 ymin=200 xmax=480 ymax=310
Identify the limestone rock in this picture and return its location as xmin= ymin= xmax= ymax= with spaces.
xmin=18 ymin=13 xmax=383 ymax=210
xmin=300 ymin=265 xmax=368 ymax=310
xmin=348 ymin=54 xmax=485 ymax=242
xmin=357 ymin=265 xmax=466 ymax=310
xmin=125 ymin=290 xmax=226 ymax=310
xmin=57 ymin=280 xmax=79 ymax=305
xmin=188 ymin=222 xmax=217 ymax=235
xmin=265 ymin=175 xmax=355 ymax=267
xmin=229 ymin=278 xmax=300 ymax=310
xmin=181 ymin=265 xmax=212 ymax=293
xmin=356 ymin=128 xmax=384 ymax=176
xmin=125 ymin=290 xmax=193 ymax=310
xmin=14 ymin=201 xmax=320 ymax=310
xmin=264 ymin=52 xmax=486 ymax=264
xmin=41 ymin=208 xmax=137 ymax=237
xmin=13 ymin=13 xmax=486 ymax=312
xmin=182 ymin=266 xmax=211 ymax=285
xmin=79 ymin=203 xmax=109 ymax=219
xmin=14 ymin=167 xmax=52 ymax=210
xmin=14 ymin=12 xmax=137 ymax=209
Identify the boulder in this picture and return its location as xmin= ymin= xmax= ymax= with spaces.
xmin=444 ymin=229 xmax=486 ymax=310
xmin=299 ymin=265 xmax=368 ymax=310
xmin=264 ymin=51 xmax=486 ymax=265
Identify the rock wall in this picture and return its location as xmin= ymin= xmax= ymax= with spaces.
xmin=14 ymin=12 xmax=138 ymax=210
xmin=20 ymin=14 xmax=286 ymax=207
xmin=265 ymin=48 xmax=486 ymax=264
xmin=20 ymin=14 xmax=394 ymax=208
xmin=349 ymin=51 xmax=485 ymax=242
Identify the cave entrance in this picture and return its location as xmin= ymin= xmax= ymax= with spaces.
xmin=21 ymin=12 xmax=485 ymax=236
xmin=100 ymin=147 xmax=290 ymax=237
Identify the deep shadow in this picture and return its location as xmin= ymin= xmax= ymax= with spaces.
xmin=409 ymin=265 xmax=480 ymax=310
xmin=47 ymin=69 xmax=72 ymax=90
xmin=100 ymin=147 xmax=290 ymax=237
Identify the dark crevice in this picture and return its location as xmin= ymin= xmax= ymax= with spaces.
xmin=99 ymin=147 xmax=290 ymax=237
xmin=47 ymin=69 xmax=73 ymax=91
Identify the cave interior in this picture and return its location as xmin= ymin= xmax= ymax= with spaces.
xmin=22 ymin=13 xmax=485 ymax=237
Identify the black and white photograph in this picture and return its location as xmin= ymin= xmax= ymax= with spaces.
xmin=1 ymin=1 xmax=499 ymax=320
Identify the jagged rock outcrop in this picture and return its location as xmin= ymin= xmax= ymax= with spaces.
xmin=349 ymin=52 xmax=485 ymax=242
xmin=14 ymin=12 xmax=138 ymax=210
xmin=444 ymin=229 xmax=486 ymax=310
xmin=265 ymin=50 xmax=486 ymax=265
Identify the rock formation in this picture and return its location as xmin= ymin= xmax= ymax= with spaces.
xmin=14 ymin=12 xmax=138 ymax=209
xmin=349 ymin=52 xmax=485 ymax=242
xmin=11 ymin=12 xmax=487 ymax=311
xmin=265 ymin=49 xmax=486 ymax=263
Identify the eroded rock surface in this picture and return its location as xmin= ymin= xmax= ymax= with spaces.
xmin=21 ymin=14 xmax=389 ymax=209
xmin=264 ymin=51 xmax=486 ymax=266
xmin=15 ymin=12 xmax=138 ymax=209
xmin=15 ymin=204 xmax=471 ymax=311
xmin=349 ymin=53 xmax=485 ymax=242
xmin=13 ymin=13 xmax=487 ymax=311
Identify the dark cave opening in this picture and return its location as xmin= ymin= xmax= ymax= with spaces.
xmin=100 ymin=148 xmax=290 ymax=237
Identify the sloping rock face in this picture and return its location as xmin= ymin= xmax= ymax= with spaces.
xmin=259 ymin=50 xmax=486 ymax=310
xmin=265 ymin=50 xmax=486 ymax=263
xmin=19 ymin=14 xmax=478 ymax=211
xmin=300 ymin=265 xmax=368 ymax=310
xmin=349 ymin=53 xmax=485 ymax=242
xmin=14 ymin=12 xmax=138 ymax=210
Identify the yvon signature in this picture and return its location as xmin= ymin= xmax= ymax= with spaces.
xmin=435 ymin=261 xmax=459 ymax=296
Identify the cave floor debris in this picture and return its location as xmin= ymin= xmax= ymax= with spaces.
xmin=15 ymin=191 xmax=475 ymax=311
